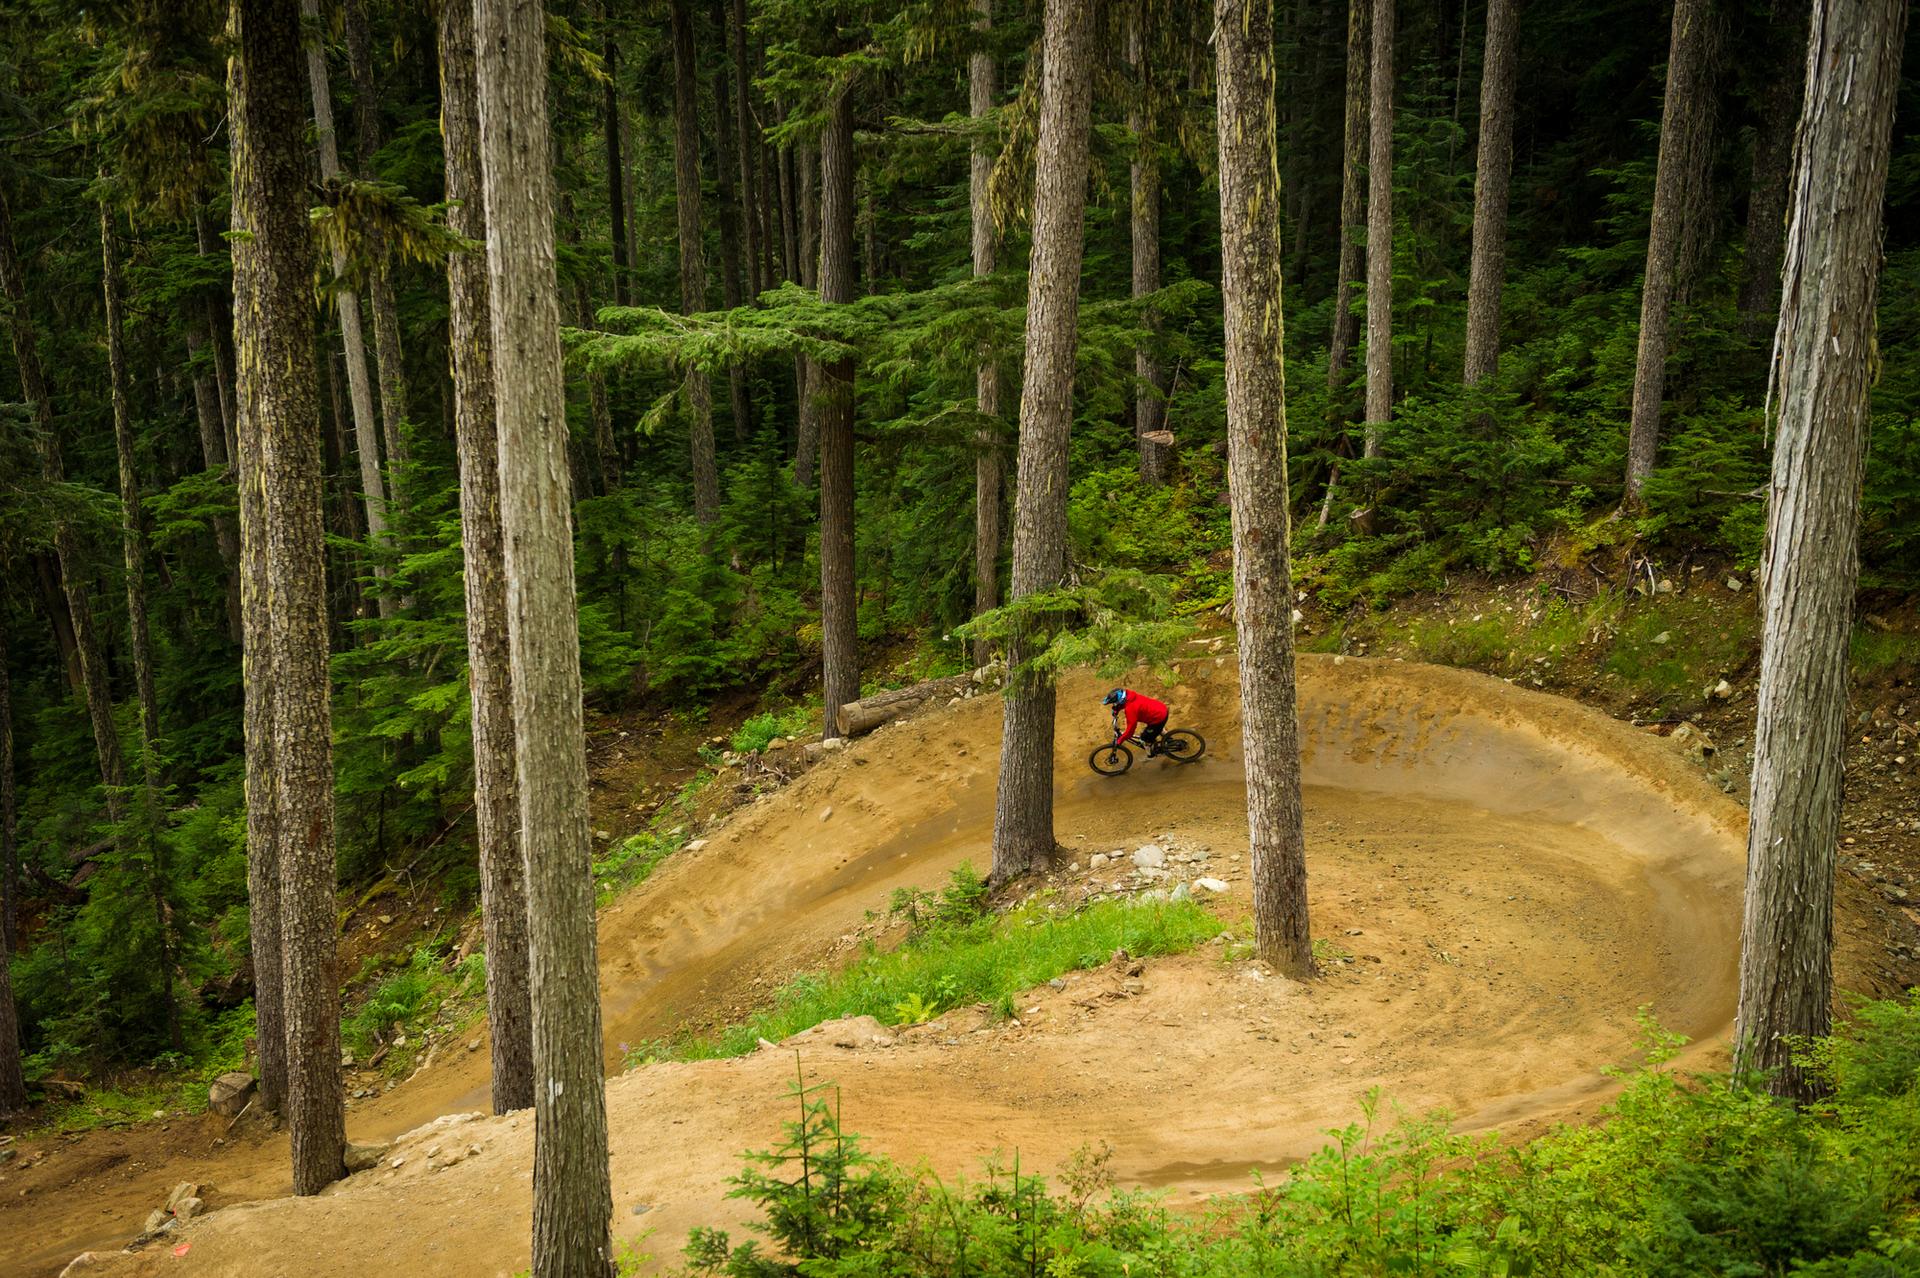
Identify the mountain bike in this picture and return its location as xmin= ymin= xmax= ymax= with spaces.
xmin=1088 ymin=724 xmax=1207 ymax=776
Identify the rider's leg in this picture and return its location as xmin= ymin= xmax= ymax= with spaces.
xmin=1141 ymin=721 xmax=1164 ymax=755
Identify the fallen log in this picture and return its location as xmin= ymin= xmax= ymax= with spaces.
xmin=834 ymin=667 xmax=997 ymax=737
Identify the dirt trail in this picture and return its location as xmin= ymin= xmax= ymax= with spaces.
xmin=6 ymin=656 xmax=1748 ymax=1277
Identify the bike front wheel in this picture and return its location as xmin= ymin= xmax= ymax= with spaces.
xmin=1089 ymin=742 xmax=1135 ymax=776
xmin=1158 ymin=729 xmax=1206 ymax=764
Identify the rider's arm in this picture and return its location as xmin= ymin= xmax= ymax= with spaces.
xmin=1116 ymin=701 xmax=1141 ymax=744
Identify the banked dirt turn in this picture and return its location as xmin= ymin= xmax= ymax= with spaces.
xmin=13 ymin=656 xmax=1747 ymax=1278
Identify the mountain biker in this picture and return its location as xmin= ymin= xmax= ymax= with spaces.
xmin=1104 ymin=688 xmax=1171 ymax=755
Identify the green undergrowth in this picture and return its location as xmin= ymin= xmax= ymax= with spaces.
xmin=628 ymin=867 xmax=1222 ymax=1065
xmin=340 ymin=939 xmax=485 ymax=1067
xmin=685 ymin=996 xmax=1920 ymax=1278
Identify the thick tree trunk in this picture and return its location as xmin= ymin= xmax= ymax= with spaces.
xmin=990 ymin=0 xmax=1095 ymax=884
xmin=301 ymin=0 xmax=394 ymax=613
xmin=1738 ymin=0 xmax=1809 ymax=336
xmin=970 ymin=0 xmax=1002 ymax=669
xmin=474 ymin=0 xmax=615 ymax=1269
xmin=817 ymin=90 xmax=859 ymax=741
xmin=0 ymin=190 xmax=128 ymax=824
xmin=730 ymin=0 xmax=763 ymax=295
xmin=439 ymin=0 xmax=535 ymax=1117
xmin=102 ymin=203 xmax=180 ymax=1051
xmin=1217 ymin=0 xmax=1314 ymax=978
xmin=1362 ymin=0 xmax=1393 ymax=460
xmin=835 ymin=673 xmax=979 ymax=737
xmin=1734 ymin=0 xmax=1904 ymax=1104
xmin=1128 ymin=2 xmax=1171 ymax=485
xmin=671 ymin=0 xmax=720 ymax=525
xmin=711 ymin=11 xmax=753 ymax=445
xmin=1624 ymin=0 xmax=1717 ymax=501
xmin=1326 ymin=0 xmax=1368 ymax=408
xmin=233 ymin=0 xmax=346 ymax=1192
xmin=1461 ymin=0 xmax=1518 ymax=386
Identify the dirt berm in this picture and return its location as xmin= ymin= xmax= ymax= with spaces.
xmin=20 ymin=655 xmax=1746 ymax=1278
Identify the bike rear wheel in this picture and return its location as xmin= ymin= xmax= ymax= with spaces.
xmin=1158 ymin=729 xmax=1206 ymax=763
xmin=1089 ymin=742 xmax=1135 ymax=776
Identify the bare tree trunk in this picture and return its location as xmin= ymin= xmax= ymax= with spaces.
xmin=1327 ymin=0 xmax=1368 ymax=401
xmin=234 ymin=0 xmax=346 ymax=1190
xmin=0 ymin=621 xmax=20 ymax=1111
xmin=1624 ymin=0 xmax=1716 ymax=501
xmin=1461 ymin=0 xmax=1518 ymax=386
xmin=439 ymin=0 xmax=534 ymax=1116
xmin=730 ymin=0 xmax=762 ymax=295
xmin=711 ymin=8 xmax=753 ymax=444
xmin=186 ymin=326 xmax=244 ymax=640
xmin=475 ymin=0 xmax=616 ymax=1268
xmin=0 ymin=190 xmax=127 ymax=824
xmin=818 ymin=90 xmax=859 ymax=741
xmin=1739 ymin=0 xmax=1809 ymax=336
xmin=194 ymin=207 xmax=239 ymax=458
xmin=1129 ymin=2 xmax=1172 ymax=485
xmin=990 ymin=0 xmax=1095 ymax=884
xmin=794 ymin=143 xmax=820 ymax=489
xmin=671 ymin=0 xmax=720 ymax=525
xmin=1217 ymin=0 xmax=1315 ymax=978
xmin=970 ymin=0 xmax=1002 ymax=668
xmin=1362 ymin=0 xmax=1393 ymax=460
xmin=344 ymin=0 xmax=411 ymax=489
xmin=1734 ymin=0 xmax=1904 ymax=1104
xmin=601 ymin=13 xmax=632 ymax=308
xmin=301 ymin=0 xmax=394 ymax=614
xmin=102 ymin=202 xmax=180 ymax=1051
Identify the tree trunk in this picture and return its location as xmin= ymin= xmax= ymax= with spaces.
xmin=1461 ymin=0 xmax=1518 ymax=386
xmin=1217 ymin=0 xmax=1315 ymax=978
xmin=474 ymin=0 xmax=615 ymax=1268
xmin=0 ymin=618 xmax=16 ymax=955
xmin=233 ymin=0 xmax=346 ymax=1191
xmin=990 ymin=0 xmax=1095 ymax=884
xmin=1624 ymin=0 xmax=1717 ymax=501
xmin=102 ymin=202 xmax=180 ymax=1051
xmin=1129 ymin=3 xmax=1172 ymax=485
xmin=970 ymin=0 xmax=1002 ymax=669
xmin=1734 ymin=0 xmax=1904 ymax=1104
xmin=344 ymin=0 xmax=411 ymax=488
xmin=187 ymin=325 xmax=244 ymax=641
xmin=194 ymin=207 xmax=240 ymax=459
xmin=602 ymin=14 xmax=632 ymax=308
xmin=835 ymin=672 xmax=979 ymax=737
xmin=0 ymin=613 xmax=19 ymax=1111
xmin=0 ymin=189 xmax=128 ymax=824
xmin=730 ymin=0 xmax=762 ymax=296
xmin=1362 ymin=0 xmax=1393 ymax=459
xmin=794 ymin=143 xmax=820 ymax=489
xmin=301 ymin=0 xmax=394 ymax=614
xmin=439 ymin=0 xmax=534 ymax=1116
xmin=817 ymin=90 xmax=859 ymax=741
xmin=1738 ymin=0 xmax=1809 ymax=337
xmin=711 ymin=9 xmax=753 ymax=445
xmin=671 ymin=0 xmax=720 ymax=525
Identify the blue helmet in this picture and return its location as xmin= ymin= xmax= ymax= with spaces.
xmin=1103 ymin=688 xmax=1127 ymax=708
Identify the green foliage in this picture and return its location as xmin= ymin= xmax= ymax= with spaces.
xmin=633 ymin=894 xmax=1219 ymax=1063
xmin=683 ymin=1000 xmax=1920 ymax=1276
xmin=731 ymin=706 xmax=816 ymax=754
xmin=340 ymin=941 xmax=483 ymax=1065
xmin=594 ymin=830 xmax=685 ymax=905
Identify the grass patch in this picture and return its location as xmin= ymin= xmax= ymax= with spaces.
xmin=630 ymin=878 xmax=1222 ymax=1064
xmin=594 ymin=829 xmax=684 ymax=905
xmin=729 ymin=705 xmax=815 ymax=754
xmin=341 ymin=942 xmax=484 ymax=1065
xmin=1852 ymin=625 xmax=1920 ymax=677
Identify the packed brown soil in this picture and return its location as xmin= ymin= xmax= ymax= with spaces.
xmin=6 ymin=656 xmax=1750 ymax=1277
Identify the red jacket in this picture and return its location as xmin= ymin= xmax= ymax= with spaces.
xmin=1115 ymin=691 xmax=1168 ymax=743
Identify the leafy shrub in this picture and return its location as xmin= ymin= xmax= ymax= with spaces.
xmin=730 ymin=706 xmax=815 ymax=754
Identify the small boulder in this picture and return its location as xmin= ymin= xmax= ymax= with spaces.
xmin=143 ymin=1209 xmax=172 ymax=1233
xmin=1708 ymin=678 xmax=1734 ymax=701
xmin=1194 ymin=877 xmax=1229 ymax=893
xmin=208 ymin=1072 xmax=256 ymax=1118
xmin=1089 ymin=853 xmax=1109 ymax=870
xmin=344 ymin=1142 xmax=390 ymax=1173
xmin=173 ymin=1198 xmax=205 ymax=1222
xmin=1170 ymin=882 xmax=1192 ymax=902
xmin=164 ymin=1183 xmax=201 ymax=1214
xmin=1652 ymin=631 xmax=1672 ymax=645
xmin=58 ymin=1254 xmax=102 ymax=1277
xmin=1132 ymin=844 xmax=1168 ymax=870
xmin=685 ymin=838 xmax=709 ymax=853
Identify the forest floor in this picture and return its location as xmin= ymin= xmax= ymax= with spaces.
xmin=4 ymin=574 xmax=1917 ymax=1278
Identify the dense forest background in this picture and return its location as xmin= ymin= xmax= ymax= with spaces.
xmin=0 ymin=0 xmax=1916 ymax=1080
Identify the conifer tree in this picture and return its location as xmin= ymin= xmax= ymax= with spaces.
xmin=1735 ymin=0 xmax=1905 ymax=1103
xmin=672 ymin=0 xmax=721 ymax=525
xmin=475 ymin=0 xmax=615 ymax=1266
xmin=232 ymin=0 xmax=347 ymax=1191
xmin=970 ymin=0 xmax=1002 ymax=667
xmin=1461 ymin=0 xmax=1519 ymax=387
xmin=1217 ymin=0 xmax=1313 ymax=976
xmin=990 ymin=0 xmax=1096 ymax=882
xmin=818 ymin=87 xmax=859 ymax=739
